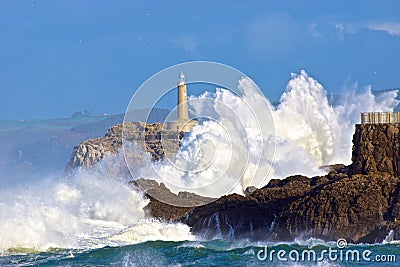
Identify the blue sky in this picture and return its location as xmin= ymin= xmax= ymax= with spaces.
xmin=1 ymin=0 xmax=399 ymax=119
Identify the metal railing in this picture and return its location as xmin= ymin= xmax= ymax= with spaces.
xmin=361 ymin=112 xmax=400 ymax=124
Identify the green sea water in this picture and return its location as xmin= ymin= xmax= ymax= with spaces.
xmin=1 ymin=240 xmax=398 ymax=266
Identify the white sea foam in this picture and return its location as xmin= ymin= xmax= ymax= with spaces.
xmin=0 ymin=155 xmax=193 ymax=253
xmin=273 ymin=71 xmax=398 ymax=173
xmin=110 ymin=219 xmax=194 ymax=244
xmin=128 ymin=70 xmax=398 ymax=196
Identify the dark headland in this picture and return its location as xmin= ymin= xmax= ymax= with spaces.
xmin=65 ymin=122 xmax=400 ymax=244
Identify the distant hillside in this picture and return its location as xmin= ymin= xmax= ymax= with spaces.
xmin=0 ymin=116 xmax=103 ymax=183
xmin=71 ymin=108 xmax=170 ymax=138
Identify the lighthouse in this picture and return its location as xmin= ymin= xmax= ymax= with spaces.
xmin=177 ymin=72 xmax=189 ymax=121
xmin=167 ymin=72 xmax=198 ymax=132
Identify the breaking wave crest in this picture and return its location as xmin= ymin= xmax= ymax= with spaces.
xmin=273 ymin=71 xmax=398 ymax=175
xmin=0 ymin=156 xmax=193 ymax=254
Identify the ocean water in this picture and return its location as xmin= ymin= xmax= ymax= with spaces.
xmin=1 ymin=240 xmax=399 ymax=266
xmin=1 ymin=71 xmax=399 ymax=266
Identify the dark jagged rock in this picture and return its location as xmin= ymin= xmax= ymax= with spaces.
xmin=183 ymin=170 xmax=400 ymax=243
xmin=129 ymin=178 xmax=214 ymax=221
xmin=275 ymin=174 xmax=400 ymax=243
xmin=184 ymin=175 xmax=314 ymax=240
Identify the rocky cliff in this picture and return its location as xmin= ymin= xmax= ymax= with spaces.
xmin=352 ymin=123 xmax=400 ymax=176
xmin=67 ymin=122 xmax=400 ymax=243
xmin=65 ymin=122 xmax=182 ymax=171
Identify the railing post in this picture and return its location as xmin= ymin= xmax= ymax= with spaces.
xmin=360 ymin=112 xmax=400 ymax=124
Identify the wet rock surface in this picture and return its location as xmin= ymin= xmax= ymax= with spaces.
xmin=182 ymin=165 xmax=400 ymax=243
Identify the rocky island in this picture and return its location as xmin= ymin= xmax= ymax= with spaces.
xmin=66 ymin=122 xmax=400 ymax=244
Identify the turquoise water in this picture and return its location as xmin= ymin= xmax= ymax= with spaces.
xmin=1 ymin=240 xmax=398 ymax=266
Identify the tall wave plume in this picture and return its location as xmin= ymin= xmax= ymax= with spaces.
xmin=130 ymin=70 xmax=398 ymax=196
xmin=273 ymin=70 xmax=398 ymax=174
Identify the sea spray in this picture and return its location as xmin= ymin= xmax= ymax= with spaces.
xmin=128 ymin=70 xmax=399 ymax=196
xmin=273 ymin=71 xmax=399 ymax=176
xmin=273 ymin=71 xmax=336 ymax=168
xmin=330 ymin=87 xmax=399 ymax=164
xmin=0 ymin=151 xmax=193 ymax=253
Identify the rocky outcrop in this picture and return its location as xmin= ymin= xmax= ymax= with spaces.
xmin=183 ymin=171 xmax=332 ymax=240
xmin=352 ymin=123 xmax=400 ymax=176
xmin=182 ymin=166 xmax=400 ymax=243
xmin=65 ymin=122 xmax=182 ymax=171
xmin=183 ymin=175 xmax=313 ymax=240
xmin=274 ymin=173 xmax=400 ymax=243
